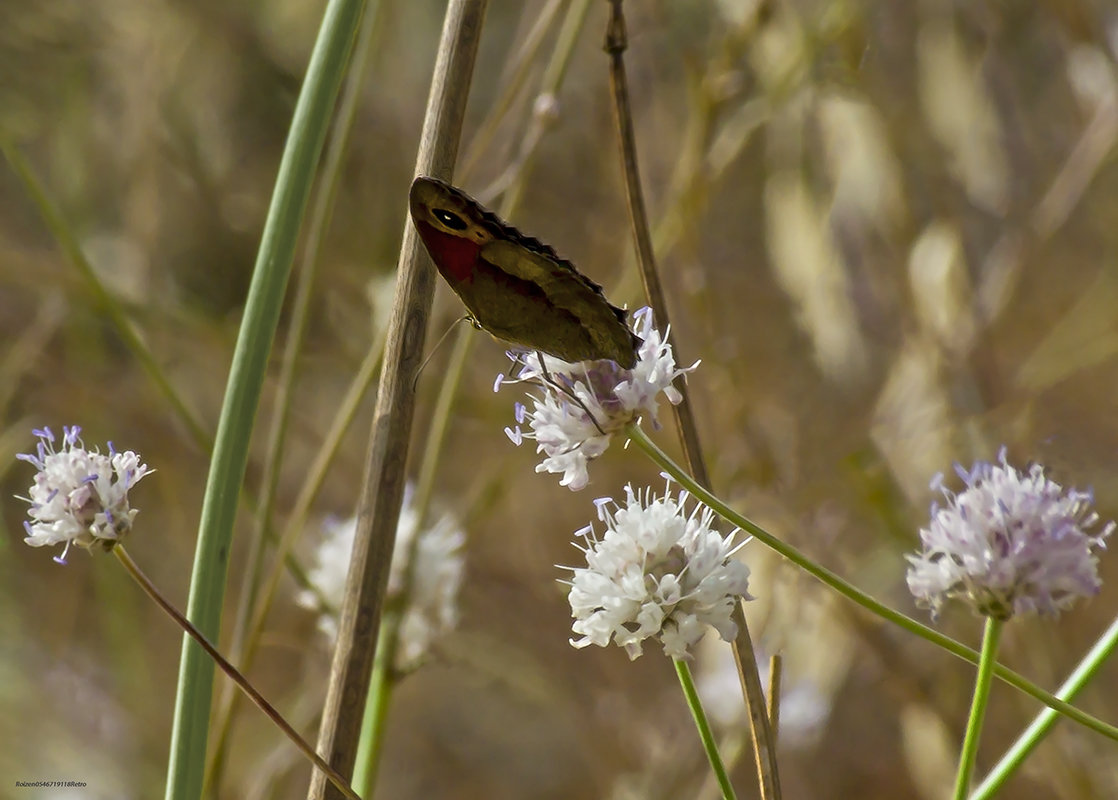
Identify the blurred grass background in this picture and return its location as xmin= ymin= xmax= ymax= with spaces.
xmin=2 ymin=1 xmax=1118 ymax=798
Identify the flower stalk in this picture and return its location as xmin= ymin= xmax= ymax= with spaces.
xmin=952 ymin=617 xmax=1003 ymax=800
xmin=113 ymin=546 xmax=361 ymax=800
xmin=676 ymin=658 xmax=739 ymax=800
xmin=971 ymin=613 xmax=1118 ymax=798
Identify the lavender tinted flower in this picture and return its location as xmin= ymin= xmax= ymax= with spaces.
xmin=498 ymin=308 xmax=697 ymax=491
xmin=299 ymin=489 xmax=465 ymax=668
xmin=565 ymin=479 xmax=752 ymax=660
xmin=906 ymin=449 xmax=1113 ymax=620
xmin=16 ymin=426 xmax=153 ymax=564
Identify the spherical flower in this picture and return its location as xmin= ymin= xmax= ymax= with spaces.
xmin=906 ymin=448 xmax=1113 ymax=620
xmin=299 ymin=489 xmax=465 ymax=669
xmin=564 ymin=479 xmax=752 ymax=660
xmin=498 ymin=307 xmax=698 ymax=491
xmin=16 ymin=426 xmax=153 ymax=564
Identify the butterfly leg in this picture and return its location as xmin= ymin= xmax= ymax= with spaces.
xmin=412 ymin=315 xmax=475 ymax=391
xmin=533 ymin=351 xmax=608 ymax=437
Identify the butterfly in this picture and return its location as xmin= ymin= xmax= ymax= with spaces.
xmin=409 ymin=176 xmax=641 ymax=369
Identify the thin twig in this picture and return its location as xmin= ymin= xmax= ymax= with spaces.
xmin=767 ymin=654 xmax=782 ymax=738
xmin=458 ymin=0 xmax=566 ymax=181
xmin=728 ymin=602 xmax=781 ymax=799
xmin=112 ymin=546 xmax=360 ymax=800
xmin=307 ymin=3 xmax=489 ymax=798
xmin=603 ymin=3 xmax=780 ymax=798
xmin=602 ymin=2 xmax=707 ymax=482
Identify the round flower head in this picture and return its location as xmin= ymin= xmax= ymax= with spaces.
xmin=498 ymin=308 xmax=698 ymax=491
xmin=16 ymin=426 xmax=153 ymax=564
xmin=565 ymin=478 xmax=752 ymax=660
xmin=299 ymin=488 xmax=465 ymax=669
xmin=906 ymin=449 xmax=1113 ymax=620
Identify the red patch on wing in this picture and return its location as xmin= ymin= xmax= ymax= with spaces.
xmin=415 ymin=219 xmax=481 ymax=283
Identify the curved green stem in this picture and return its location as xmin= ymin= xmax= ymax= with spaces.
xmin=206 ymin=1 xmax=386 ymax=790
xmin=626 ymin=422 xmax=1118 ymax=743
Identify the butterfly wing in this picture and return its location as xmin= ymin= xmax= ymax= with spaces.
xmin=476 ymin=238 xmax=639 ymax=367
xmin=410 ymin=176 xmax=640 ymax=368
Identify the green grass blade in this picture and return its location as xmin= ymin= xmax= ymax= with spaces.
xmin=163 ymin=1 xmax=365 ymax=799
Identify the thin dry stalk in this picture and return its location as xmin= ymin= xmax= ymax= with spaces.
xmin=113 ymin=547 xmax=361 ymax=800
xmin=306 ymin=2 xmax=489 ymax=798
xmin=603 ymin=2 xmax=780 ymax=798
xmin=768 ymin=654 xmax=783 ymax=737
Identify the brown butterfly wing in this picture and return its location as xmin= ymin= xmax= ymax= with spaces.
xmin=476 ymin=238 xmax=639 ymax=367
xmin=410 ymin=176 xmax=640 ymax=368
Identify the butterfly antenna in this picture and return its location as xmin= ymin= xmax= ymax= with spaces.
xmin=413 ymin=316 xmax=471 ymax=391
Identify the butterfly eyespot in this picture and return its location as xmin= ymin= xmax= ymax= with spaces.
xmin=432 ymin=208 xmax=468 ymax=231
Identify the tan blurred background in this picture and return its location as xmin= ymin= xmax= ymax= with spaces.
xmin=3 ymin=1 xmax=1118 ymax=798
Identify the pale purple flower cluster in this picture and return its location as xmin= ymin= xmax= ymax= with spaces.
xmin=299 ymin=488 xmax=465 ymax=668
xmin=498 ymin=308 xmax=698 ymax=490
xmin=565 ymin=479 xmax=752 ymax=660
xmin=16 ymin=426 xmax=153 ymax=564
xmin=906 ymin=449 xmax=1113 ymax=620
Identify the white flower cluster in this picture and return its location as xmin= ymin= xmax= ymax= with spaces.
xmin=500 ymin=308 xmax=697 ymax=491
xmin=906 ymin=449 xmax=1113 ymax=620
xmin=17 ymin=426 xmax=153 ymax=564
xmin=566 ymin=480 xmax=752 ymax=660
xmin=300 ymin=489 xmax=465 ymax=669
